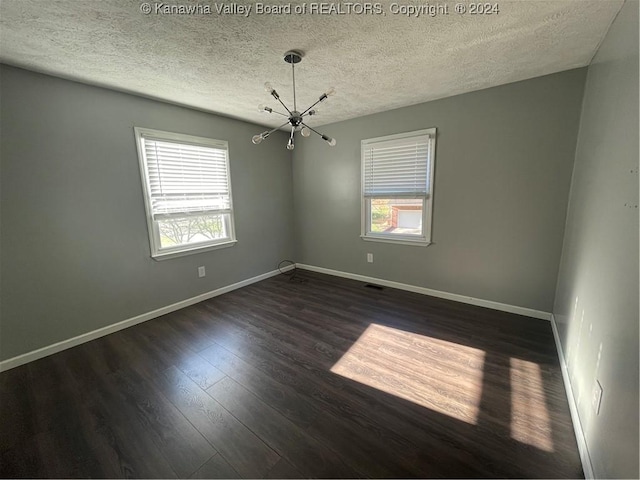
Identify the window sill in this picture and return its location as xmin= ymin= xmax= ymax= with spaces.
xmin=360 ymin=235 xmax=431 ymax=247
xmin=151 ymin=239 xmax=237 ymax=261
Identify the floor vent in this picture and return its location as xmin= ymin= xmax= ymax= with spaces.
xmin=365 ymin=283 xmax=384 ymax=290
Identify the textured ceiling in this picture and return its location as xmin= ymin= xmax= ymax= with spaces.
xmin=0 ymin=0 xmax=623 ymax=128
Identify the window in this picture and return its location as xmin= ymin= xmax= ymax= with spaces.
xmin=134 ymin=128 xmax=236 ymax=259
xmin=361 ymin=128 xmax=436 ymax=245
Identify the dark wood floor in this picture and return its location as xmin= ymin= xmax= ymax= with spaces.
xmin=0 ymin=270 xmax=583 ymax=478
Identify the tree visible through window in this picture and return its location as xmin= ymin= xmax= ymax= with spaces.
xmin=134 ymin=128 xmax=236 ymax=259
xmin=157 ymin=214 xmax=226 ymax=248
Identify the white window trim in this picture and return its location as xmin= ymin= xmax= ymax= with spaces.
xmin=360 ymin=128 xmax=436 ymax=246
xmin=134 ymin=127 xmax=237 ymax=260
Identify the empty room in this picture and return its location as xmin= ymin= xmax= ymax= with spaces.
xmin=0 ymin=0 xmax=638 ymax=478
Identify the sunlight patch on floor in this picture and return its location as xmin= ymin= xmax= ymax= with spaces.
xmin=510 ymin=357 xmax=555 ymax=452
xmin=330 ymin=323 xmax=485 ymax=424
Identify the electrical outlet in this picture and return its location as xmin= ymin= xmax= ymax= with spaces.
xmin=198 ymin=266 xmax=206 ymax=278
xmin=367 ymin=253 xmax=374 ymax=263
xmin=592 ymin=380 xmax=603 ymax=415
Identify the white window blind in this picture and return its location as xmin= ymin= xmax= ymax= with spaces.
xmin=134 ymin=127 xmax=236 ymax=259
xmin=361 ymin=128 xmax=436 ymax=245
xmin=363 ymin=134 xmax=432 ymax=197
xmin=142 ymin=136 xmax=231 ymax=219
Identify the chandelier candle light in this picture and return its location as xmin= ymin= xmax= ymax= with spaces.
xmin=252 ymin=50 xmax=337 ymax=150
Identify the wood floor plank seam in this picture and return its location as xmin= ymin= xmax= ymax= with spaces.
xmin=158 ymin=365 xmax=282 ymax=478
xmin=198 ymin=276 xmax=579 ymax=477
xmin=0 ymin=270 xmax=583 ymax=479
xmin=198 ymin=300 xmax=492 ymax=476
xmin=194 ymin=301 xmax=510 ymax=477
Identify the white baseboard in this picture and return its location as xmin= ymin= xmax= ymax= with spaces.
xmin=296 ymin=263 xmax=552 ymax=321
xmin=550 ymin=314 xmax=594 ymax=479
xmin=0 ymin=265 xmax=294 ymax=373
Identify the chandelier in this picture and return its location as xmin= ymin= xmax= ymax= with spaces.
xmin=252 ymin=50 xmax=336 ymax=150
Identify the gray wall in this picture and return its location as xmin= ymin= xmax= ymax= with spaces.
xmin=293 ymin=69 xmax=587 ymax=313
xmin=0 ymin=65 xmax=293 ymax=361
xmin=553 ymin=1 xmax=639 ymax=478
